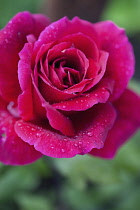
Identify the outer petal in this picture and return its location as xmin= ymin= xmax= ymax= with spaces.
xmin=0 ymin=11 xmax=50 ymax=102
xmin=0 ymin=98 xmax=42 ymax=165
xmin=15 ymin=103 xmax=116 ymax=158
xmin=34 ymin=16 xmax=98 ymax=54
xmin=89 ymin=89 xmax=140 ymax=158
xmin=93 ymin=21 xmax=135 ymax=101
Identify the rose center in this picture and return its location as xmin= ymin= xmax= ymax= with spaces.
xmin=48 ymin=56 xmax=82 ymax=90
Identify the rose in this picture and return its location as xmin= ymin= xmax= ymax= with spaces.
xmin=0 ymin=12 xmax=140 ymax=165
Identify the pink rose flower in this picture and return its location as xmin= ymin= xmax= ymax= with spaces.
xmin=0 ymin=11 xmax=140 ymax=165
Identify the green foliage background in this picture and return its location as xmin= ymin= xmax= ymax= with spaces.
xmin=0 ymin=0 xmax=140 ymax=209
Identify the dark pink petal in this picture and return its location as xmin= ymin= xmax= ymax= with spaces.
xmin=59 ymin=33 xmax=99 ymax=59
xmin=83 ymin=50 xmax=109 ymax=92
xmin=32 ymin=14 xmax=51 ymax=38
xmin=0 ymin=105 xmax=42 ymax=165
xmin=18 ymin=43 xmax=35 ymax=120
xmin=0 ymin=11 xmax=50 ymax=102
xmin=52 ymin=78 xmax=114 ymax=111
xmin=93 ymin=21 xmax=135 ymax=101
xmin=39 ymin=75 xmax=77 ymax=103
xmin=19 ymin=42 xmax=78 ymax=105
xmin=34 ymin=16 xmax=98 ymax=54
xmin=18 ymin=42 xmax=75 ymax=136
xmin=15 ymin=103 xmax=116 ymax=158
xmin=32 ymin=79 xmax=75 ymax=136
xmin=89 ymin=89 xmax=140 ymax=158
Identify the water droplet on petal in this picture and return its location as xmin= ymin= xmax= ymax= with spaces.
xmin=61 ymin=148 xmax=65 ymax=152
xmin=1 ymin=133 xmax=7 ymax=143
xmin=36 ymin=133 xmax=42 ymax=137
xmin=5 ymin=39 xmax=8 ymax=43
xmin=74 ymin=143 xmax=78 ymax=147
xmin=50 ymin=25 xmax=55 ymax=29
xmin=87 ymin=131 xmax=94 ymax=137
xmin=17 ymin=122 xmax=22 ymax=126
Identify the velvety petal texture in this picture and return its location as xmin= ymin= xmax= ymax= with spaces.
xmin=89 ymin=89 xmax=140 ymax=158
xmin=93 ymin=21 xmax=135 ymax=101
xmin=0 ymin=11 xmax=50 ymax=102
xmin=15 ymin=103 xmax=116 ymax=158
xmin=0 ymin=12 xmax=139 ymax=165
xmin=0 ymin=98 xmax=42 ymax=165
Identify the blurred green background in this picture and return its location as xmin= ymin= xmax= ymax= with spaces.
xmin=0 ymin=0 xmax=140 ymax=209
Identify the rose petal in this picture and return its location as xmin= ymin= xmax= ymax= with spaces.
xmin=93 ymin=21 xmax=135 ymax=101
xmin=89 ymin=89 xmax=140 ymax=158
xmin=59 ymin=33 xmax=99 ymax=59
xmin=19 ymin=46 xmax=75 ymax=137
xmin=15 ymin=103 xmax=116 ymax=158
xmin=32 ymin=79 xmax=75 ymax=137
xmin=83 ymin=50 xmax=109 ymax=92
xmin=0 ymin=11 xmax=50 ymax=102
xmin=34 ymin=16 xmax=98 ymax=54
xmin=18 ymin=43 xmax=35 ymax=120
xmin=0 ymin=100 xmax=42 ymax=165
xmin=19 ymin=42 xmax=78 ymax=106
xmin=32 ymin=14 xmax=51 ymax=38
xmin=52 ymin=78 xmax=114 ymax=111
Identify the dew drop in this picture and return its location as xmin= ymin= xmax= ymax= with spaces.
xmin=61 ymin=49 xmax=66 ymax=53
xmin=50 ymin=25 xmax=55 ymax=29
xmin=63 ymin=138 xmax=68 ymax=142
xmin=17 ymin=123 xmax=22 ymax=126
xmin=95 ymin=94 xmax=98 ymax=97
xmin=36 ymin=133 xmax=42 ymax=137
xmin=62 ymin=105 xmax=66 ymax=109
xmin=5 ymin=39 xmax=8 ymax=43
xmin=61 ymin=148 xmax=65 ymax=153
xmin=51 ymin=146 xmax=54 ymax=149
xmin=74 ymin=143 xmax=78 ymax=147
xmin=87 ymin=131 xmax=94 ymax=137
xmin=1 ymin=133 xmax=7 ymax=143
